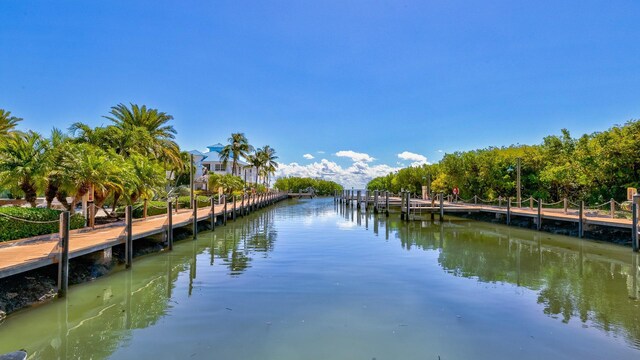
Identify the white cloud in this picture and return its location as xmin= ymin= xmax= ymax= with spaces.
xmin=303 ymin=154 xmax=314 ymax=160
xmin=317 ymin=150 xmax=325 ymax=154
xmin=335 ymin=150 xmax=375 ymax=162
xmin=275 ymin=159 xmax=398 ymax=189
xmin=437 ymin=149 xmax=443 ymax=153
xmin=397 ymin=151 xmax=428 ymax=166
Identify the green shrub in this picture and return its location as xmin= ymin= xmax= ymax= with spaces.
xmin=177 ymin=195 xmax=210 ymax=208
xmin=132 ymin=201 xmax=168 ymax=218
xmin=0 ymin=207 xmax=85 ymax=242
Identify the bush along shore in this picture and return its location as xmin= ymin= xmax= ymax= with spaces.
xmin=0 ymin=207 xmax=85 ymax=242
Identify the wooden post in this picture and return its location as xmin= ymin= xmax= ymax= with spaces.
xmin=516 ymin=157 xmax=521 ymax=207
xmin=190 ymin=153 xmax=194 ymax=206
xmin=125 ymin=205 xmax=133 ymax=268
xmin=610 ymin=198 xmax=615 ymax=218
xmin=192 ymin=199 xmax=197 ymax=239
xmin=405 ymin=192 xmax=410 ymax=221
xmin=439 ymin=192 xmax=444 ymax=221
xmin=233 ymin=196 xmax=237 ymax=220
xmin=578 ymin=201 xmax=584 ymax=238
xmin=633 ymin=195 xmax=640 ymax=252
xmin=210 ymin=197 xmax=216 ymax=231
xmin=537 ymin=198 xmax=542 ymax=231
xmin=564 ymin=197 xmax=568 ymax=214
xmin=385 ymin=191 xmax=389 ymax=217
xmin=474 ymin=195 xmax=477 ymax=205
xmin=374 ymin=190 xmax=379 ymax=214
xmin=57 ymin=211 xmax=70 ymax=297
xmin=365 ymin=190 xmax=369 ymax=211
xmin=241 ymin=193 xmax=245 ymax=217
xmin=507 ymin=197 xmax=511 ymax=225
xmin=529 ymin=197 xmax=533 ymax=210
xmin=223 ymin=196 xmax=228 ymax=225
xmin=167 ymin=201 xmax=173 ymax=250
xmin=357 ymin=190 xmax=361 ymax=210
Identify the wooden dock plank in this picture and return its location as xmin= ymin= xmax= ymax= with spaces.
xmin=0 ymin=194 xmax=286 ymax=279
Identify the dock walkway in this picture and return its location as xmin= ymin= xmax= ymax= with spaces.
xmin=0 ymin=193 xmax=288 ymax=280
xmin=335 ymin=190 xmax=640 ymax=251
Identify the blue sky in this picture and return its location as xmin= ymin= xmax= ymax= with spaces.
xmin=1 ymin=1 xmax=639 ymax=187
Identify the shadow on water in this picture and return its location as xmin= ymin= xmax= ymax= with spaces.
xmin=0 ymin=207 xmax=279 ymax=359
xmin=337 ymin=201 xmax=640 ymax=350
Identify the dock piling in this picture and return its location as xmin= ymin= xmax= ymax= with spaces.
xmin=507 ymin=197 xmax=511 ymax=225
xmin=633 ymin=195 xmax=640 ymax=252
xmin=210 ymin=197 xmax=215 ymax=230
xmin=192 ymin=199 xmax=197 ymax=239
xmin=374 ymin=190 xmax=379 ymax=214
xmin=223 ymin=196 xmax=228 ymax=225
xmin=385 ymin=191 xmax=389 ymax=217
xmin=125 ymin=205 xmax=133 ymax=268
xmin=167 ymin=202 xmax=173 ymax=250
xmin=439 ymin=192 xmax=444 ymax=221
xmin=57 ymin=211 xmax=70 ymax=297
xmin=537 ymin=198 xmax=542 ymax=231
xmin=233 ymin=197 xmax=237 ymax=220
xmin=579 ymin=201 xmax=584 ymax=238
xmin=610 ymin=198 xmax=615 ymax=218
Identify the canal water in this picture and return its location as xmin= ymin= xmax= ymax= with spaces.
xmin=0 ymin=198 xmax=639 ymax=359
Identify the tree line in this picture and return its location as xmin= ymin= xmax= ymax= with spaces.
xmin=367 ymin=120 xmax=640 ymax=204
xmin=0 ymin=106 xmax=279 ymax=216
xmin=274 ymin=177 xmax=343 ymax=196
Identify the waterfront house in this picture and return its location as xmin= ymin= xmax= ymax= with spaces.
xmin=189 ymin=143 xmax=258 ymax=190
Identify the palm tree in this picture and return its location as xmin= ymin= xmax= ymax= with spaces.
xmin=219 ymin=133 xmax=254 ymax=176
xmin=103 ymin=103 xmax=182 ymax=168
xmin=127 ymin=154 xmax=166 ymax=217
xmin=0 ymin=109 xmax=22 ymax=138
xmin=256 ymin=145 xmax=278 ymax=187
xmin=43 ymin=128 xmax=72 ymax=208
xmin=245 ymin=153 xmax=264 ymax=184
xmin=59 ymin=143 xmax=127 ymax=213
xmin=0 ymin=131 xmax=48 ymax=207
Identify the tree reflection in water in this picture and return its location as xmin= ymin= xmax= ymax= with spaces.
xmin=345 ymin=209 xmax=640 ymax=350
xmin=0 ymin=209 xmax=278 ymax=359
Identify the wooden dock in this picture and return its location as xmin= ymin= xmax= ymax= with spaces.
xmin=0 ymin=192 xmax=288 ymax=281
xmin=335 ymin=189 xmax=640 ymax=251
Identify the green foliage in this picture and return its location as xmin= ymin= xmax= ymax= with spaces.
xmin=0 ymin=131 xmax=49 ymax=207
xmin=274 ymin=177 xmax=343 ymax=195
xmin=367 ymin=121 xmax=640 ymax=204
xmin=253 ymin=184 xmax=267 ymax=194
xmin=207 ymin=173 xmax=245 ymax=196
xmin=133 ymin=201 xmax=167 ymax=218
xmin=0 ymin=109 xmax=22 ymax=138
xmin=177 ymin=195 xmax=211 ymax=208
xmin=219 ymin=133 xmax=254 ymax=176
xmin=0 ymin=207 xmax=84 ymax=242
